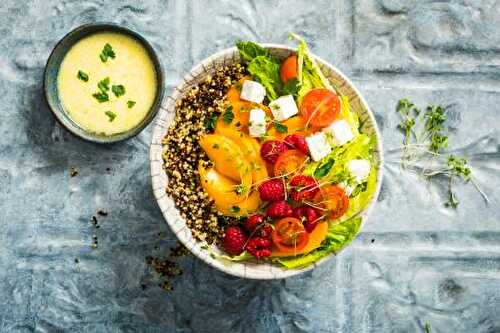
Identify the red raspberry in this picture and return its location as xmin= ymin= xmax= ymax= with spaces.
xmin=289 ymin=175 xmax=319 ymax=202
xmin=258 ymin=179 xmax=285 ymax=201
xmin=222 ymin=226 xmax=247 ymax=256
xmin=266 ymin=200 xmax=293 ymax=219
xmin=246 ymin=237 xmax=272 ymax=259
xmin=284 ymin=134 xmax=309 ymax=155
xmin=258 ymin=224 xmax=273 ymax=239
xmin=293 ymin=206 xmax=321 ymax=233
xmin=260 ymin=140 xmax=288 ymax=164
xmin=244 ymin=214 xmax=265 ymax=232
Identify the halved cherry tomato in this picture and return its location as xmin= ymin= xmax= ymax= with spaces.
xmin=272 ymin=217 xmax=309 ymax=253
xmin=280 ymin=55 xmax=298 ymax=83
xmin=273 ymin=150 xmax=307 ymax=177
xmin=313 ymin=185 xmax=349 ymax=220
xmin=300 ymin=89 xmax=341 ymax=128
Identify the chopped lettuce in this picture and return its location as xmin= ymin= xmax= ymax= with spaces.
xmin=289 ymin=33 xmax=334 ymax=103
xmin=218 ymin=251 xmax=253 ymax=262
xmin=340 ymin=96 xmax=360 ymax=136
xmin=236 ymin=41 xmax=282 ymax=100
xmin=275 ymin=217 xmax=362 ymax=269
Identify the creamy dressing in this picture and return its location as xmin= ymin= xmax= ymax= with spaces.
xmin=57 ymin=32 xmax=157 ymax=136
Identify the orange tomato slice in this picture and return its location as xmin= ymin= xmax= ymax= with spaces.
xmin=271 ymin=217 xmax=309 ymax=253
xmin=280 ymin=55 xmax=298 ymax=83
xmin=313 ymin=185 xmax=349 ymax=220
xmin=273 ymin=150 xmax=307 ymax=177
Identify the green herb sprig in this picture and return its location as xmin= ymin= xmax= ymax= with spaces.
xmin=100 ymin=43 xmax=116 ymax=62
xmin=77 ymin=70 xmax=89 ymax=82
xmin=395 ymin=99 xmax=488 ymax=208
xmin=222 ymin=106 xmax=235 ymax=124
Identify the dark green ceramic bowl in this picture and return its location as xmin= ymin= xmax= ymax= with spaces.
xmin=44 ymin=23 xmax=165 ymax=143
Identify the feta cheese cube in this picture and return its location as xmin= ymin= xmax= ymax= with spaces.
xmin=305 ymin=132 xmax=332 ymax=161
xmin=248 ymin=108 xmax=267 ymax=137
xmin=269 ymin=95 xmax=298 ymax=121
xmin=323 ymin=120 xmax=354 ymax=146
xmin=347 ymin=159 xmax=371 ymax=183
xmin=240 ymin=80 xmax=266 ymax=104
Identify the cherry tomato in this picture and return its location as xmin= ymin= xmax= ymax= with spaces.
xmin=313 ymin=185 xmax=349 ymax=220
xmin=280 ymin=55 xmax=298 ymax=83
xmin=273 ymin=150 xmax=307 ymax=177
xmin=272 ymin=217 xmax=309 ymax=253
xmin=300 ymin=89 xmax=341 ymax=128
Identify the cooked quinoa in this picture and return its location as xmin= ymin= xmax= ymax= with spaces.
xmin=162 ymin=64 xmax=247 ymax=244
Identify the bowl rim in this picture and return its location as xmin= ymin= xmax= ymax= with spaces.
xmin=150 ymin=43 xmax=384 ymax=279
xmin=43 ymin=22 xmax=165 ymax=144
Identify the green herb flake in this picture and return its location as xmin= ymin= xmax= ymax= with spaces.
xmin=105 ymin=111 xmax=117 ymax=122
xmin=234 ymin=184 xmax=247 ymax=195
xmin=212 ymin=143 xmax=220 ymax=149
xmin=314 ymin=159 xmax=335 ymax=178
xmin=223 ymin=106 xmax=235 ymax=124
xmin=77 ymin=70 xmax=89 ymax=82
xmin=92 ymin=92 xmax=109 ymax=103
xmin=112 ymin=84 xmax=126 ymax=97
xmin=127 ymin=100 xmax=136 ymax=108
xmin=424 ymin=322 xmax=431 ymax=333
xmin=204 ymin=114 xmax=218 ymax=131
xmin=274 ymin=121 xmax=288 ymax=133
xmin=97 ymin=77 xmax=110 ymax=92
xmin=100 ymin=43 xmax=116 ymax=62
xmin=230 ymin=206 xmax=241 ymax=213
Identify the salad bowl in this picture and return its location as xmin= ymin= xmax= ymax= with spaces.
xmin=150 ymin=43 xmax=383 ymax=279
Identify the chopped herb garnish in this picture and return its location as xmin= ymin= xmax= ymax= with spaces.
xmin=204 ymin=114 xmax=218 ymax=131
xmin=212 ymin=144 xmax=220 ymax=149
xmin=234 ymin=184 xmax=248 ymax=195
xmin=77 ymin=70 xmax=89 ymax=82
xmin=230 ymin=206 xmax=241 ymax=213
xmin=314 ymin=159 xmax=334 ymax=178
xmin=274 ymin=121 xmax=288 ymax=133
xmin=112 ymin=84 xmax=126 ymax=97
xmin=98 ymin=77 xmax=110 ymax=92
xmin=92 ymin=92 xmax=109 ymax=103
xmin=283 ymin=78 xmax=300 ymax=96
xmin=127 ymin=100 xmax=136 ymax=108
xmin=100 ymin=43 xmax=116 ymax=62
xmin=223 ymin=106 xmax=235 ymax=124
xmin=105 ymin=110 xmax=117 ymax=122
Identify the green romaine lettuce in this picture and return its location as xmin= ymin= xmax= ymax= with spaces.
xmin=275 ymin=217 xmax=362 ymax=269
xmin=236 ymin=41 xmax=282 ymax=101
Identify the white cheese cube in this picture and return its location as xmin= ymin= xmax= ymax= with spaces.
xmin=323 ymin=120 xmax=354 ymax=146
xmin=305 ymin=132 xmax=332 ymax=161
xmin=269 ymin=95 xmax=298 ymax=121
xmin=248 ymin=108 xmax=267 ymax=137
xmin=240 ymin=80 xmax=266 ymax=104
xmin=347 ymin=159 xmax=371 ymax=183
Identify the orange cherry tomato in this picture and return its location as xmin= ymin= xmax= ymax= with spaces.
xmin=272 ymin=217 xmax=309 ymax=253
xmin=273 ymin=150 xmax=307 ymax=177
xmin=313 ymin=185 xmax=349 ymax=220
xmin=280 ymin=55 xmax=298 ymax=83
xmin=300 ymin=89 xmax=341 ymax=128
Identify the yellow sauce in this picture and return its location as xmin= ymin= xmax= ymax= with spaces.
xmin=57 ymin=32 xmax=157 ymax=136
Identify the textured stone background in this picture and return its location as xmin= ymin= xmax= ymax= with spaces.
xmin=1 ymin=0 xmax=500 ymax=332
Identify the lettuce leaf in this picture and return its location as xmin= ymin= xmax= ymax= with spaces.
xmin=236 ymin=41 xmax=282 ymax=101
xmin=275 ymin=217 xmax=362 ymax=269
xmin=217 ymin=251 xmax=253 ymax=262
xmin=340 ymin=96 xmax=360 ymax=136
xmin=247 ymin=56 xmax=282 ymax=100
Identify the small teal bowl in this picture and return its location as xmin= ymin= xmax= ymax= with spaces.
xmin=44 ymin=23 xmax=165 ymax=143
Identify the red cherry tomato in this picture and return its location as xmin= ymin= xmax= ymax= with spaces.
xmin=271 ymin=217 xmax=309 ymax=253
xmin=313 ymin=185 xmax=349 ymax=220
xmin=280 ymin=55 xmax=298 ymax=83
xmin=300 ymin=89 xmax=341 ymax=128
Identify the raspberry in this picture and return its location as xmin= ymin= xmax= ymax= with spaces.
xmin=246 ymin=237 xmax=272 ymax=259
xmin=266 ymin=200 xmax=293 ymax=219
xmin=244 ymin=214 xmax=265 ymax=232
xmin=284 ymin=134 xmax=309 ymax=155
xmin=289 ymin=175 xmax=319 ymax=202
xmin=258 ymin=224 xmax=273 ymax=239
xmin=222 ymin=226 xmax=247 ymax=255
xmin=258 ymin=179 xmax=286 ymax=201
xmin=293 ymin=206 xmax=321 ymax=233
xmin=260 ymin=140 xmax=288 ymax=164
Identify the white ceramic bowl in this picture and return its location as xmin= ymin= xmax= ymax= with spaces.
xmin=150 ymin=44 xmax=383 ymax=279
